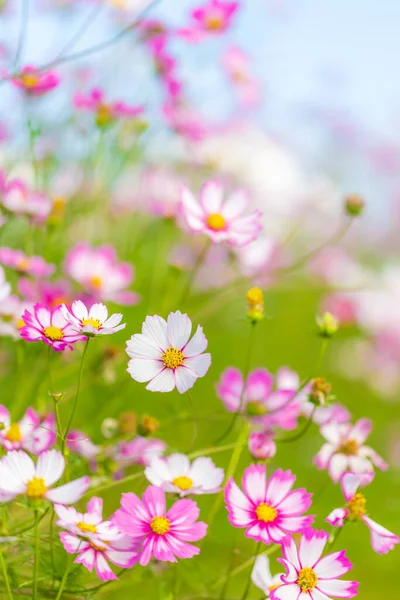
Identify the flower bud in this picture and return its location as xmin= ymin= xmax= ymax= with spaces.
xmin=316 ymin=312 xmax=338 ymax=338
xmin=246 ymin=287 xmax=264 ymax=323
xmin=248 ymin=432 xmax=276 ymax=460
xmin=118 ymin=411 xmax=137 ymax=436
xmin=344 ymin=194 xmax=365 ymax=217
xmin=49 ymin=391 xmax=63 ymax=402
xmin=101 ymin=417 xmax=118 ymax=439
xmin=138 ymin=415 xmax=159 ymax=436
xmin=309 ymin=377 xmax=332 ymax=407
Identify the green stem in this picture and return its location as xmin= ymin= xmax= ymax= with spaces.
xmin=328 ymin=525 xmax=343 ymax=549
xmin=240 ymin=542 xmax=261 ymax=600
xmin=211 ymin=543 xmax=280 ymax=589
xmin=55 ymin=555 xmax=72 ymax=600
xmin=0 ymin=549 xmax=13 ymax=600
xmin=180 ymin=239 xmax=210 ymax=305
xmin=277 ymin=406 xmax=317 ymax=444
xmin=185 ymin=390 xmax=198 ymax=450
xmin=33 ymin=511 xmax=40 ymax=600
xmin=49 ymin=510 xmax=56 ymax=587
xmin=63 ymin=339 xmax=90 ymax=454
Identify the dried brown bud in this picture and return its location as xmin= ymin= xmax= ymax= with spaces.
xmin=309 ymin=377 xmax=332 ymax=406
xmin=118 ymin=411 xmax=137 ymax=436
xmin=344 ymin=194 xmax=365 ymax=217
xmin=138 ymin=415 xmax=159 ymax=437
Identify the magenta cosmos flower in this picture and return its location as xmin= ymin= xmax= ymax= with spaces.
xmin=20 ymin=303 xmax=85 ymax=351
xmin=114 ymin=485 xmax=207 ymax=565
xmin=180 ymin=181 xmax=262 ymax=247
xmin=61 ymin=300 xmax=126 ymax=337
xmin=55 ymin=497 xmax=140 ymax=581
xmin=0 ymin=450 xmax=89 ymax=504
xmin=216 ymin=367 xmax=302 ymax=430
xmin=326 ymin=472 xmax=399 ymax=555
xmin=224 ymin=464 xmax=314 ymax=544
xmin=0 ymin=247 xmax=55 ymax=277
xmin=11 ymin=65 xmax=60 ymax=96
xmin=271 ymin=528 xmax=358 ymax=600
xmin=0 ymin=405 xmax=55 ymax=454
xmin=314 ymin=418 xmax=388 ymax=483
xmin=74 ymin=88 xmax=144 ymax=127
xmin=126 ymin=310 xmax=211 ymax=394
xmin=178 ymin=0 xmax=239 ymax=42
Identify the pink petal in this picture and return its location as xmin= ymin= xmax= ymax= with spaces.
xmin=265 ymin=469 xmax=296 ymax=505
xmin=298 ymin=528 xmax=329 ymax=568
xmin=316 ymin=580 xmax=359 ymax=598
xmin=314 ymin=550 xmax=352 ymax=578
xmin=241 ymin=463 xmax=267 ymax=506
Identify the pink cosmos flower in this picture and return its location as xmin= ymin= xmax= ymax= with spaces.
xmin=224 ymin=464 xmax=314 ymax=544
xmin=64 ymin=243 xmax=137 ymax=305
xmin=326 ymin=472 xmax=400 ymax=554
xmin=67 ymin=430 xmax=101 ymax=461
xmin=18 ymin=277 xmax=73 ymax=309
xmin=138 ymin=19 xmax=168 ymax=43
xmin=0 ymin=406 xmax=55 ymax=454
xmin=61 ymin=300 xmax=125 ymax=337
xmin=163 ymin=101 xmax=208 ymax=141
xmin=55 ymin=497 xmax=140 ymax=581
xmin=0 ymin=247 xmax=55 ymax=277
xmin=1 ymin=179 xmax=52 ymax=223
xmin=126 ymin=311 xmax=211 ymax=394
xmin=177 ymin=0 xmax=239 ymax=43
xmin=0 ymin=265 xmax=11 ymax=303
xmin=180 ymin=181 xmax=262 ymax=247
xmin=314 ymin=418 xmax=388 ymax=483
xmin=11 ymin=65 xmax=60 ymax=96
xmin=74 ymin=88 xmax=144 ymax=127
xmin=271 ymin=528 xmax=358 ymax=600
xmin=20 ymin=303 xmax=85 ymax=351
xmin=251 ymin=554 xmax=283 ymax=598
xmin=110 ymin=436 xmax=166 ymax=472
xmin=248 ymin=432 xmax=276 ymax=461
xmin=223 ymin=46 xmax=260 ymax=107
xmin=114 ymin=485 xmax=207 ymax=565
xmin=216 ymin=367 xmax=302 ymax=430
xmin=145 ymin=453 xmax=224 ymax=497
xmin=0 ymin=449 xmax=89 ymax=504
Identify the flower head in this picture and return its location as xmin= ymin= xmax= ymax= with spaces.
xmin=109 ymin=436 xmax=166 ymax=471
xmin=126 ymin=310 xmax=211 ymax=394
xmin=248 ymin=432 xmax=276 ymax=461
xmin=251 ymin=553 xmax=283 ymax=598
xmin=74 ymin=88 xmax=144 ymax=128
xmin=20 ymin=303 xmax=85 ymax=351
xmin=178 ymin=1 xmax=239 ymax=42
xmin=0 ymin=248 xmax=55 ymax=278
xmin=0 ymin=406 xmax=55 ymax=454
xmin=114 ymin=485 xmax=207 ymax=565
xmin=145 ymin=453 xmax=224 ymax=497
xmin=67 ymin=430 xmax=101 ymax=461
xmin=61 ymin=300 xmax=125 ymax=337
xmin=271 ymin=528 xmax=358 ymax=600
xmin=11 ymin=66 xmax=60 ymax=96
xmin=180 ymin=181 xmax=262 ymax=247
xmin=1 ymin=179 xmax=52 ymax=223
xmin=224 ymin=464 xmax=314 ymax=544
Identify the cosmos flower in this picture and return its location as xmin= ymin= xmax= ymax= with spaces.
xmin=0 ymin=265 xmax=11 ymax=304
xmin=74 ymin=88 xmax=144 ymax=128
xmin=11 ymin=65 xmax=60 ymax=96
xmin=177 ymin=0 xmax=239 ymax=43
xmin=114 ymin=485 xmax=207 ymax=565
xmin=248 ymin=432 xmax=276 ymax=461
xmin=145 ymin=453 xmax=224 ymax=497
xmin=64 ymin=243 xmax=137 ymax=305
xmin=224 ymin=464 xmax=314 ymax=544
xmin=1 ymin=179 xmax=52 ymax=223
xmin=109 ymin=436 xmax=166 ymax=471
xmin=314 ymin=418 xmax=388 ymax=483
xmin=0 ymin=449 xmax=89 ymax=504
xmin=271 ymin=529 xmax=358 ymax=600
xmin=55 ymin=497 xmax=140 ymax=581
xmin=222 ymin=46 xmax=260 ymax=107
xmin=326 ymin=472 xmax=400 ymax=554
xmin=66 ymin=430 xmax=101 ymax=461
xmin=0 ymin=248 xmax=55 ymax=278
xmin=126 ymin=310 xmax=211 ymax=394
xmin=61 ymin=300 xmax=125 ymax=337
xmin=20 ymin=303 xmax=85 ymax=351
xmin=180 ymin=181 xmax=262 ymax=247
xmin=0 ymin=406 xmax=55 ymax=454
xmin=251 ymin=553 xmax=283 ymax=598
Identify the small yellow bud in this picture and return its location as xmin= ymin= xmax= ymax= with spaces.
xmin=344 ymin=194 xmax=365 ymax=217
xmin=118 ymin=411 xmax=137 ymax=436
xmin=49 ymin=391 xmax=63 ymax=402
xmin=317 ymin=312 xmax=338 ymax=338
xmin=138 ymin=415 xmax=159 ymax=436
xmin=246 ymin=287 xmax=264 ymax=323
xmin=309 ymin=377 xmax=332 ymax=407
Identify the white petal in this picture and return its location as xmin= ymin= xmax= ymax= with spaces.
xmin=36 ymin=450 xmax=65 ymax=487
xmin=174 ymin=366 xmax=198 ymax=394
xmin=200 ymin=180 xmax=224 ymax=213
xmin=146 ymin=368 xmax=176 ymax=392
xmin=1 ymin=450 xmax=35 ymax=488
xmin=251 ymin=553 xmax=272 ymax=593
xmin=142 ymin=315 xmax=169 ymax=350
xmin=45 ymin=476 xmax=89 ymax=504
xmin=127 ymin=358 xmax=164 ymax=383
xmin=183 ymin=325 xmax=208 ymax=357
xmin=89 ymin=303 xmax=108 ymax=323
xmin=221 ymin=189 xmax=248 ymax=221
xmin=167 ymin=311 xmax=192 ymax=349
xmin=126 ymin=334 xmax=162 ymax=360
xmin=166 ymin=454 xmax=191 ymax=478
xmin=71 ymin=300 xmax=88 ymax=321
xmin=184 ymin=354 xmax=211 ymax=377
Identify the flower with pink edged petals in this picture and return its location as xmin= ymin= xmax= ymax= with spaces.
xmin=55 ymin=497 xmax=140 ymax=581
xmin=114 ymin=485 xmax=207 ymax=565
xmin=1 ymin=179 xmax=52 ymax=223
xmin=224 ymin=464 xmax=314 ymax=544
xmin=0 ymin=406 xmax=55 ymax=454
xmin=0 ymin=247 xmax=55 ymax=277
xmin=61 ymin=300 xmax=125 ymax=337
xmin=180 ymin=181 xmax=262 ymax=247
xmin=74 ymin=88 xmax=144 ymax=128
xmin=126 ymin=310 xmax=211 ymax=394
xmin=20 ymin=303 xmax=85 ymax=351
xmin=177 ymin=1 xmax=239 ymax=43
xmin=0 ymin=449 xmax=89 ymax=505
xmin=11 ymin=65 xmax=60 ymax=96
xmin=216 ymin=367 xmax=301 ymax=430
xmin=271 ymin=528 xmax=358 ymax=600
xmin=251 ymin=553 xmax=283 ymax=598
xmin=326 ymin=472 xmax=400 ymax=555
xmin=314 ymin=418 xmax=388 ymax=483
xmin=248 ymin=432 xmax=276 ymax=461
xmin=223 ymin=46 xmax=260 ymax=107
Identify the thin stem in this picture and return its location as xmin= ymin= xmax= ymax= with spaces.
xmin=55 ymin=555 xmax=72 ymax=600
xmin=63 ymin=339 xmax=90 ymax=454
xmin=185 ymin=390 xmax=198 ymax=450
xmin=328 ymin=525 xmax=343 ymax=549
xmin=211 ymin=544 xmax=280 ymax=589
xmin=180 ymin=239 xmax=210 ymax=305
xmin=0 ymin=549 xmax=13 ymax=600
xmin=32 ymin=511 xmax=40 ymax=600
xmin=277 ymin=405 xmax=316 ymax=444
xmin=54 ymin=3 xmax=104 ymax=60
xmin=13 ymin=0 xmax=30 ymax=68
xmin=240 ymin=542 xmax=261 ymax=600
xmin=49 ymin=510 xmax=56 ymax=587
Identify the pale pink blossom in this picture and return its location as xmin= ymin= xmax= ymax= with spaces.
xmin=248 ymin=432 xmax=276 ymax=461
xmin=0 ymin=406 xmax=55 ymax=454
xmin=177 ymin=0 xmax=239 ymax=43
xmin=74 ymin=88 xmax=144 ymax=127
xmin=0 ymin=248 xmax=55 ymax=277
xmin=223 ymin=46 xmax=260 ymax=107
xmin=1 ymin=179 xmax=52 ymax=222
xmin=110 ymin=436 xmax=166 ymax=471
xmin=11 ymin=65 xmax=60 ymax=96
xmin=61 ymin=300 xmax=125 ymax=337
xmin=66 ymin=430 xmax=101 ymax=461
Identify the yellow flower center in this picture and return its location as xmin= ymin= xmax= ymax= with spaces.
xmin=162 ymin=347 xmax=184 ymax=369
xmin=206 ymin=213 xmax=226 ymax=231
xmin=297 ymin=567 xmax=318 ymax=592
xmin=338 ymin=439 xmax=358 ymax=456
xmin=90 ymin=275 xmax=103 ymax=289
xmin=82 ymin=318 xmax=102 ymax=330
xmin=246 ymin=401 xmax=267 ymax=416
xmin=77 ymin=522 xmax=97 ymax=534
xmin=43 ymin=326 xmax=64 ymax=341
xmin=26 ymin=477 xmax=48 ymax=499
xmin=172 ymin=476 xmax=193 ymax=491
xmin=16 ymin=258 xmax=30 ymax=271
xmin=205 ymin=14 xmax=224 ymax=30
xmin=150 ymin=516 xmax=170 ymax=535
xmin=5 ymin=423 xmax=22 ymax=443
xmin=255 ymin=502 xmax=278 ymax=523
xmin=19 ymin=73 xmax=40 ymax=88
xmin=96 ymin=104 xmax=114 ymax=127
xmin=347 ymin=492 xmax=367 ymax=520
xmin=90 ymin=541 xmax=106 ymax=551
xmin=16 ymin=318 xmax=26 ymax=329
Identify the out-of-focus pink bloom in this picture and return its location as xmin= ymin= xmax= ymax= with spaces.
xmin=0 ymin=294 xmax=28 ymax=339
xmin=11 ymin=66 xmax=60 ymax=96
xmin=224 ymin=464 xmax=314 ymax=544
xmin=321 ymin=293 xmax=358 ymax=326
xmin=66 ymin=430 xmax=101 ymax=460
xmin=0 ymin=122 xmax=8 ymax=142
xmin=216 ymin=367 xmax=302 ymax=430
xmin=64 ymin=243 xmax=138 ymax=305
xmin=138 ymin=19 xmax=168 ymax=43
xmin=0 ymin=406 xmax=55 ymax=454
xmin=20 ymin=303 xmax=85 ymax=351
xmin=248 ymin=432 xmax=276 ymax=460
xmin=141 ymin=168 xmax=183 ymax=218
xmin=163 ymin=101 xmax=208 ymax=140
xmin=223 ymin=46 xmax=260 ymax=107
xmin=302 ymin=401 xmax=351 ymax=428
xmin=177 ymin=0 xmax=239 ymax=42
xmin=56 ymin=497 xmax=140 ymax=581
xmin=110 ymin=436 xmax=166 ymax=470
xmin=309 ymin=247 xmax=367 ymax=289
xmin=236 ymin=236 xmax=282 ymax=283
xmin=314 ymin=418 xmax=388 ymax=482
xmin=74 ymin=88 xmax=144 ymax=127
xmin=326 ymin=472 xmax=399 ymax=554
xmin=1 ymin=179 xmax=52 ymax=222
xmin=180 ymin=180 xmax=262 ymax=247
xmin=0 ymin=265 xmax=11 ymax=303
xmin=0 ymin=248 xmax=55 ymax=277
xmin=114 ymin=485 xmax=207 ymax=565
xmin=18 ymin=278 xmax=73 ymax=308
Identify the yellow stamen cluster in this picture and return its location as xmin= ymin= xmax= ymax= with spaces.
xmin=19 ymin=73 xmax=40 ymax=88
xmin=96 ymin=104 xmax=114 ymax=128
xmin=297 ymin=567 xmax=318 ymax=592
xmin=77 ymin=522 xmax=97 ymax=534
xmin=172 ymin=476 xmax=193 ymax=491
xmin=82 ymin=318 xmax=102 ymax=330
xmin=347 ymin=492 xmax=367 ymax=520
xmin=309 ymin=377 xmax=332 ymax=407
xmin=43 ymin=326 xmax=64 ymax=341
xmin=16 ymin=258 xmax=30 ymax=272
xmin=205 ymin=14 xmax=224 ymax=30
xmin=150 ymin=516 xmax=170 ymax=535
xmin=90 ymin=276 xmax=103 ymax=289
xmin=246 ymin=401 xmax=267 ymax=417
xmin=206 ymin=213 xmax=226 ymax=231
xmin=338 ymin=439 xmax=358 ymax=456
xmin=5 ymin=423 xmax=22 ymax=443
xmin=139 ymin=414 xmax=159 ymax=436
xmin=26 ymin=477 xmax=48 ymax=499
xmin=246 ymin=287 xmax=264 ymax=323
xmin=162 ymin=347 xmax=184 ymax=369
xmin=255 ymin=502 xmax=278 ymax=523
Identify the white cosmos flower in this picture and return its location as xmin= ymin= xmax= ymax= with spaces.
xmin=251 ymin=554 xmax=283 ymax=598
xmin=126 ymin=310 xmax=211 ymax=394
xmin=61 ymin=300 xmax=125 ymax=337
xmin=0 ymin=449 xmax=89 ymax=504
xmin=144 ymin=453 xmax=224 ymax=497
